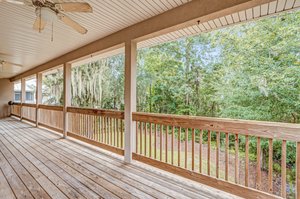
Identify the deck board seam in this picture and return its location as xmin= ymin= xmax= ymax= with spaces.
xmin=1 ymin=133 xmax=105 ymax=199
xmin=0 ymin=167 xmax=16 ymax=199
xmin=0 ymin=137 xmax=70 ymax=199
xmin=0 ymin=149 xmax=34 ymax=199
xmin=0 ymin=124 xmax=89 ymax=199
xmin=0 ymin=139 xmax=52 ymax=199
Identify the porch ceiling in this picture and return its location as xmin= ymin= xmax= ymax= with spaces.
xmin=138 ymin=0 xmax=300 ymax=49
xmin=0 ymin=0 xmax=190 ymax=79
xmin=2 ymin=0 xmax=299 ymax=80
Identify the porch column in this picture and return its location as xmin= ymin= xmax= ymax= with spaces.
xmin=20 ymin=78 xmax=26 ymax=120
xmin=124 ymin=40 xmax=137 ymax=163
xmin=63 ymin=63 xmax=71 ymax=138
xmin=36 ymin=73 xmax=42 ymax=127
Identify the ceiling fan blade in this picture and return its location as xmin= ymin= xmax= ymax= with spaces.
xmin=55 ymin=2 xmax=92 ymax=12
xmin=58 ymin=14 xmax=87 ymax=34
xmin=3 ymin=61 xmax=22 ymax=67
xmin=33 ymin=16 xmax=47 ymax=32
xmin=2 ymin=0 xmax=25 ymax=5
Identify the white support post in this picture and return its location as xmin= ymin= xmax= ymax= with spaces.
xmin=20 ymin=78 xmax=26 ymax=120
xmin=36 ymin=73 xmax=42 ymax=127
xmin=124 ymin=41 xmax=137 ymax=163
xmin=63 ymin=63 xmax=71 ymax=138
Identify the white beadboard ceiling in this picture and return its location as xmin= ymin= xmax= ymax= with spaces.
xmin=138 ymin=0 xmax=300 ymax=49
xmin=1 ymin=0 xmax=299 ymax=79
xmin=0 ymin=0 xmax=191 ymax=78
xmin=72 ymin=0 xmax=300 ymax=68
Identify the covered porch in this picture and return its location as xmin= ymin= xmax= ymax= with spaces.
xmin=0 ymin=0 xmax=300 ymax=198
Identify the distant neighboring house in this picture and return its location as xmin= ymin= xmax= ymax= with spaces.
xmin=14 ymin=91 xmax=35 ymax=103
xmin=14 ymin=83 xmax=36 ymax=103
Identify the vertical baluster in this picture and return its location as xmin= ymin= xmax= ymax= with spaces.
xmin=79 ymin=114 xmax=81 ymax=136
xmin=102 ymin=116 xmax=104 ymax=143
xmin=268 ymin=138 xmax=273 ymax=193
xmin=165 ymin=126 xmax=168 ymax=163
xmin=110 ymin=117 xmax=113 ymax=145
xmin=140 ymin=122 xmax=143 ymax=155
xmin=96 ymin=116 xmax=98 ymax=141
xmin=160 ymin=124 xmax=163 ymax=161
xmin=105 ymin=116 xmax=108 ymax=143
xmin=185 ymin=128 xmax=188 ymax=169
xmin=116 ymin=119 xmax=119 ymax=147
xmin=192 ymin=129 xmax=195 ymax=171
xmin=144 ymin=122 xmax=147 ymax=156
xmin=106 ymin=117 xmax=109 ymax=144
xmin=225 ymin=132 xmax=229 ymax=181
xmin=171 ymin=126 xmax=174 ymax=165
xmin=83 ymin=114 xmax=86 ymax=137
xmin=154 ymin=124 xmax=157 ymax=159
xmin=105 ymin=117 xmax=109 ymax=144
xmin=114 ymin=118 xmax=117 ymax=146
xmin=136 ymin=121 xmax=138 ymax=153
xmin=216 ymin=131 xmax=220 ymax=178
xmin=256 ymin=137 xmax=261 ymax=190
xmin=101 ymin=116 xmax=104 ymax=143
xmin=149 ymin=123 xmax=152 ymax=158
xmin=281 ymin=140 xmax=286 ymax=198
xmin=199 ymin=130 xmax=203 ymax=173
xmin=235 ymin=134 xmax=239 ymax=184
xmin=245 ymin=135 xmax=249 ymax=187
xmin=207 ymin=130 xmax=211 ymax=175
xmin=121 ymin=120 xmax=124 ymax=148
xmin=178 ymin=127 xmax=181 ymax=167
xmin=93 ymin=116 xmax=96 ymax=141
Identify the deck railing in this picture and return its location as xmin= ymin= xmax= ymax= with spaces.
xmin=67 ymin=107 xmax=125 ymax=155
xmin=37 ymin=105 xmax=64 ymax=133
xmin=132 ymin=112 xmax=300 ymax=199
xmin=10 ymin=104 xmax=300 ymax=198
xmin=22 ymin=103 xmax=36 ymax=123
xmin=11 ymin=103 xmax=21 ymax=117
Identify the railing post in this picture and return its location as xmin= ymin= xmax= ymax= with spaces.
xmin=36 ymin=73 xmax=42 ymax=127
xmin=124 ymin=40 xmax=137 ymax=163
xmin=63 ymin=63 xmax=71 ymax=138
xmin=297 ymin=142 xmax=300 ymax=199
xmin=20 ymin=78 xmax=26 ymax=121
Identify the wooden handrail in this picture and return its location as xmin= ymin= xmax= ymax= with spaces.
xmin=13 ymin=102 xmax=21 ymax=106
xmin=22 ymin=103 xmax=36 ymax=108
xmin=133 ymin=112 xmax=300 ymax=142
xmin=67 ymin=107 xmax=124 ymax=119
xmin=38 ymin=104 xmax=63 ymax=111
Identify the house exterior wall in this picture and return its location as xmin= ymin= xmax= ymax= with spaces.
xmin=0 ymin=78 xmax=13 ymax=118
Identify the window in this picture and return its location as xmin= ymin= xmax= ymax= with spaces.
xmin=13 ymin=82 xmax=21 ymax=102
xmin=14 ymin=91 xmax=21 ymax=102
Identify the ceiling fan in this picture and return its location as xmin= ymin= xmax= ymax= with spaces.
xmin=0 ymin=60 xmax=22 ymax=72
xmin=0 ymin=0 xmax=93 ymax=34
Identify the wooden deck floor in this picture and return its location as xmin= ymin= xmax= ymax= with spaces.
xmin=0 ymin=118 xmax=240 ymax=199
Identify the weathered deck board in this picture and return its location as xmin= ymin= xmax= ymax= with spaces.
xmin=0 ymin=118 xmax=241 ymax=199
